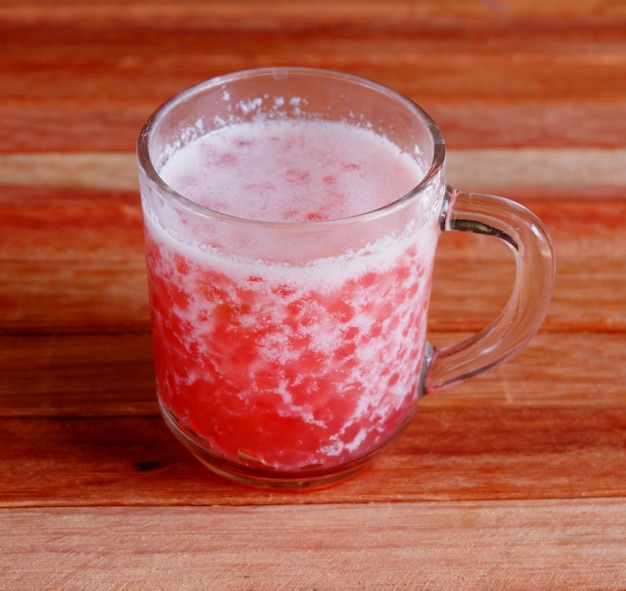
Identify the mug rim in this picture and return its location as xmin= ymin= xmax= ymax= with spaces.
xmin=137 ymin=66 xmax=447 ymax=229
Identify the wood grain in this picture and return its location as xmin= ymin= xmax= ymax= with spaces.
xmin=1 ymin=185 xmax=624 ymax=333
xmin=4 ymin=101 xmax=626 ymax=151
xmin=3 ymin=7 xmax=626 ymax=152
xmin=2 ymin=500 xmax=626 ymax=590
xmin=1 ymin=257 xmax=624 ymax=333
xmin=5 ymin=0 xmax=626 ymax=23
xmin=2 ymin=404 xmax=626 ymax=507
xmin=4 ymin=149 xmax=626 ymax=190
xmin=0 ymin=330 xmax=624 ymax=419
xmin=1 ymin=0 xmax=625 ymax=587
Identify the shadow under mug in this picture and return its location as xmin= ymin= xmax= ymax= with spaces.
xmin=137 ymin=67 xmax=555 ymax=489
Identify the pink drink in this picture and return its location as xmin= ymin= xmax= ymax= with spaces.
xmin=143 ymin=119 xmax=439 ymax=476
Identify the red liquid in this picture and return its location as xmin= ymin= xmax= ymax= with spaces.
xmin=144 ymin=119 xmax=438 ymax=475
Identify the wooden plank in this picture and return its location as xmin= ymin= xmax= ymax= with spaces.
xmin=422 ymin=331 xmax=626 ymax=408
xmin=0 ymin=185 xmax=145 ymax=261
xmin=435 ymin=102 xmax=626 ymax=149
xmin=2 ymin=21 xmax=626 ymax=151
xmin=0 ymin=260 xmax=150 ymax=332
xmin=436 ymin=191 xmax=626 ymax=262
xmin=5 ymin=24 xmax=626 ymax=86
xmin=0 ymin=256 xmax=622 ymax=333
xmin=1 ymin=331 xmax=624 ymax=417
xmin=1 ymin=403 xmax=625 ymax=506
xmin=4 ymin=149 xmax=626 ymax=193
xmin=0 ymin=102 xmax=152 ymax=153
xmin=0 ymin=333 xmax=156 ymax=417
xmin=3 ymin=0 xmax=626 ymax=28
xmin=2 ymin=178 xmax=626 ymax=266
xmin=4 ymin=31 xmax=626 ymax=104
xmin=1 ymin=500 xmax=626 ymax=590
xmin=430 ymin=258 xmax=626 ymax=332
xmin=0 ymin=178 xmax=623 ymax=334
xmin=3 ymin=101 xmax=626 ymax=152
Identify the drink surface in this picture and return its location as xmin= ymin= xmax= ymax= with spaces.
xmin=144 ymin=118 xmax=439 ymax=476
xmin=159 ymin=119 xmax=423 ymax=222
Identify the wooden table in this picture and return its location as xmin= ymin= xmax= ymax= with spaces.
xmin=2 ymin=1 xmax=626 ymax=588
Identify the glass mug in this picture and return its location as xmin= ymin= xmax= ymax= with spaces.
xmin=137 ymin=67 xmax=555 ymax=489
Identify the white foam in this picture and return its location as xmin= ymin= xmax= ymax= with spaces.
xmin=159 ymin=118 xmax=426 ymax=224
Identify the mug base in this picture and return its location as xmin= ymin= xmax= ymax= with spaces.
xmin=159 ymin=398 xmax=415 ymax=490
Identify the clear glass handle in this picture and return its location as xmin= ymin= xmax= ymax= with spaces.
xmin=424 ymin=186 xmax=556 ymax=393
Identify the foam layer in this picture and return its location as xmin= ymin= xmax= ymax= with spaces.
xmin=159 ymin=119 xmax=425 ymax=223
